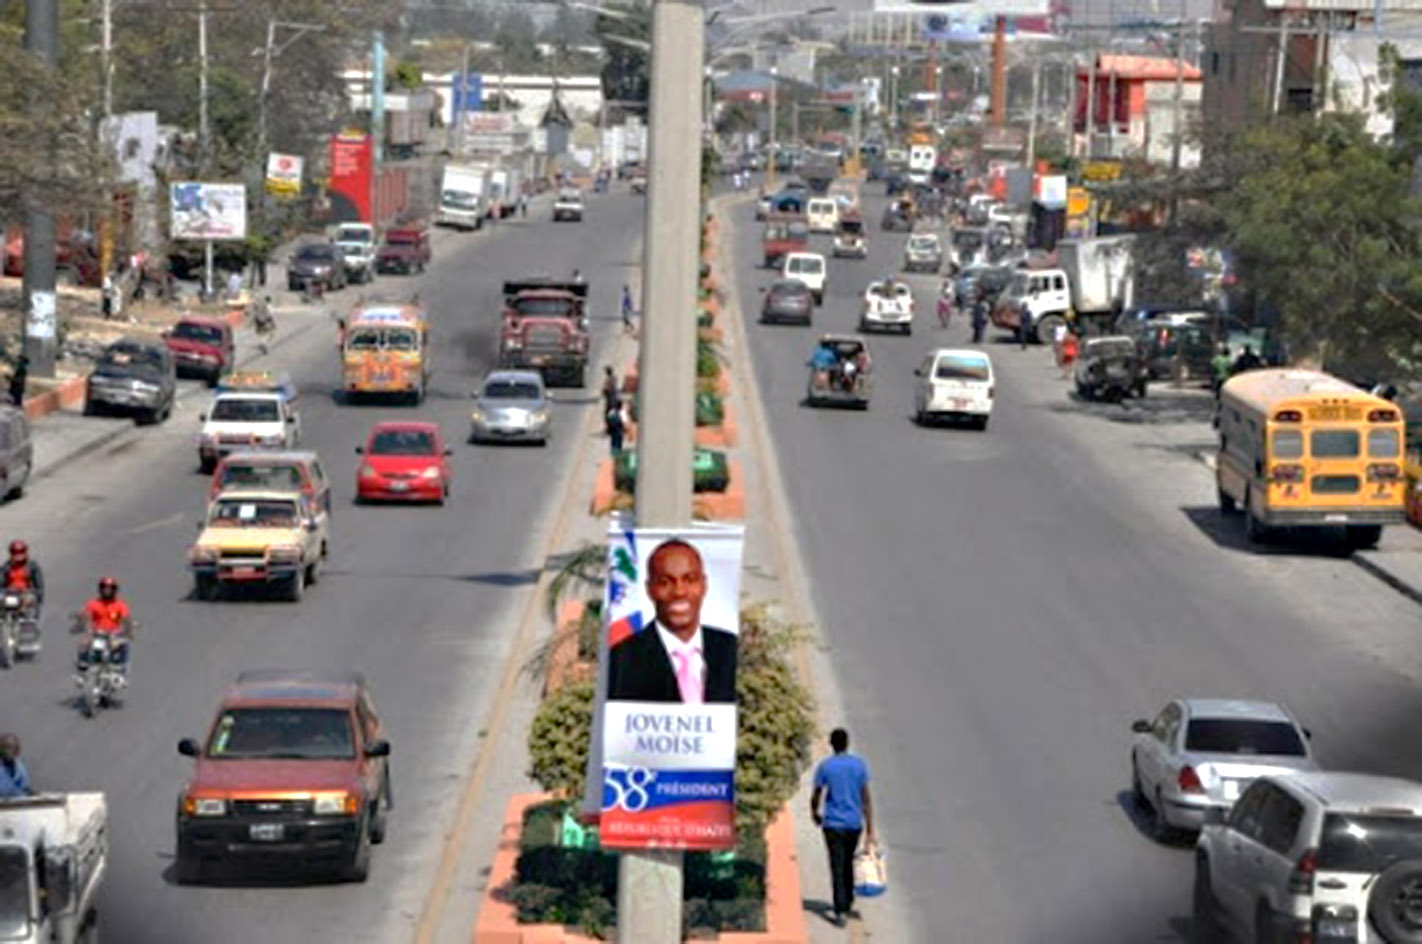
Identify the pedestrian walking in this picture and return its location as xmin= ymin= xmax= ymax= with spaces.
xmin=621 ymin=284 xmax=636 ymax=336
xmin=7 ymin=355 xmax=28 ymax=407
xmin=936 ymin=282 xmax=954 ymax=329
xmin=606 ymin=402 xmax=626 ymax=456
xmin=810 ymin=728 xmax=874 ymax=928
xmin=971 ymin=293 xmax=988 ymax=344
xmin=518 ymin=192 xmax=528 ymax=219
xmin=1018 ymin=303 xmax=1031 ymax=350
xmin=601 ymin=366 xmax=621 ymax=433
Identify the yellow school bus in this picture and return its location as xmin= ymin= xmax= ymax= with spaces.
xmin=1216 ymin=369 xmax=1406 ymax=547
xmin=341 ymin=303 xmax=430 ymax=403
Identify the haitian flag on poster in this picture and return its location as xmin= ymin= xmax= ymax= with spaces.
xmin=581 ymin=517 xmax=746 ymax=851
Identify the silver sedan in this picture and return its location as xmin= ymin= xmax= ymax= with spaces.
xmin=1129 ymin=698 xmax=1318 ymax=841
xmin=469 ymin=370 xmax=552 ymax=446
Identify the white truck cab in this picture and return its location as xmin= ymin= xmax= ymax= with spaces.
xmin=0 ymin=793 xmax=106 ymax=944
xmin=197 ymin=391 xmax=300 ymax=474
xmin=332 ymin=223 xmax=377 ymax=285
xmin=782 ymin=252 xmax=827 ymax=306
xmin=997 ymin=267 xmax=1073 ymax=344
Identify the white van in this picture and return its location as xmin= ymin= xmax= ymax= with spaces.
xmin=908 ymin=145 xmax=937 ymax=185
xmin=806 ymin=198 xmax=840 ymax=234
xmin=782 ymin=252 xmax=827 ymax=306
xmin=914 ymin=348 xmax=994 ymax=430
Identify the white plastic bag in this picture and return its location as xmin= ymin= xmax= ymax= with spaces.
xmin=853 ymin=840 xmax=887 ymax=898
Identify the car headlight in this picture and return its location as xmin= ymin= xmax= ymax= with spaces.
xmin=504 ymin=339 xmax=523 ymax=350
xmin=313 ymin=792 xmax=359 ymax=816
xmin=268 ymin=544 xmax=302 ymax=562
xmin=532 ymin=408 xmax=550 ymax=424
xmin=419 ymin=466 xmax=442 ymax=479
xmin=190 ymin=546 xmax=218 ymax=564
xmin=132 ymin=380 xmax=160 ymax=392
xmin=359 ymin=463 xmax=378 ymax=478
xmin=257 ymin=433 xmax=285 ymax=445
xmin=184 ymin=796 xmax=227 ymax=817
xmin=470 ymin=407 xmax=485 ymax=422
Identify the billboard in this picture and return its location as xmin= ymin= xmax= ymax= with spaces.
xmin=873 ymin=0 xmax=1051 ymax=17
xmin=328 ymin=132 xmax=374 ymax=223
xmin=451 ymin=72 xmax=483 ymax=115
xmin=265 ymin=153 xmax=303 ymax=197
xmin=169 ymin=183 xmax=247 ymax=241
xmin=588 ymin=522 xmax=746 ymax=851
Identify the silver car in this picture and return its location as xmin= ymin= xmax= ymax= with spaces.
xmin=1130 ymin=698 xmax=1318 ymax=840
xmin=470 ymin=370 xmax=552 ymax=445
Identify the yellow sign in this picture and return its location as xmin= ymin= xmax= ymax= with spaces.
xmin=1082 ymin=160 xmax=1122 ymax=182
xmin=1066 ymin=186 xmax=1091 ymax=218
xmin=1307 ymin=405 xmax=1362 ymax=422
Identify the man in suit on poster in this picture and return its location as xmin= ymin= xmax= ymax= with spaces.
xmin=607 ymin=538 xmax=737 ymax=704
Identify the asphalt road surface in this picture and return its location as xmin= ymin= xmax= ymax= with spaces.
xmin=0 ymin=192 xmax=643 ymax=943
xmin=730 ymin=188 xmax=1422 ymax=943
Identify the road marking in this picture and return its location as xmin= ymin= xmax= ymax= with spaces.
xmin=129 ymin=511 xmax=185 ymax=535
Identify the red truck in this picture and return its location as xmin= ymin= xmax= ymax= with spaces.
xmin=374 ymin=223 xmax=431 ymax=275
xmin=163 ymin=315 xmax=235 ymax=386
xmin=497 ymin=279 xmax=590 ymax=387
xmin=762 ymin=214 xmax=810 ymax=269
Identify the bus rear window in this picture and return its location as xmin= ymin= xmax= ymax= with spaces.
xmin=1311 ymin=429 xmax=1360 ymax=458
xmin=1272 ymin=430 xmax=1303 ymax=459
xmin=1368 ymin=428 xmax=1400 ymax=458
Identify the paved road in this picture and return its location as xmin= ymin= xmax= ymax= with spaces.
xmin=729 ymin=189 xmax=1422 ymax=942
xmin=0 ymin=192 xmax=643 ymax=943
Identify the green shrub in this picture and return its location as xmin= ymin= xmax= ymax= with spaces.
xmin=695 ymin=391 xmax=725 ymax=427
xmin=696 ymin=345 xmax=721 ymax=380
xmin=526 ymin=680 xmax=595 ymax=801
xmin=613 ymin=448 xmax=730 ymax=494
xmin=698 ymin=308 xmax=715 ymax=328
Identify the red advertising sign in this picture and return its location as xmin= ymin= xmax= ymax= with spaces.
xmin=329 ymin=133 xmax=373 ymax=223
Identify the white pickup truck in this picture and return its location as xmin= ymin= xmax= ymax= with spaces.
xmin=197 ymin=391 xmax=300 ymax=473
xmin=0 ymin=793 xmax=106 ymax=944
xmin=333 ymin=223 xmax=377 ymax=284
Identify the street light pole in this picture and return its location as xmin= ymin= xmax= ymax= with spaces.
xmin=623 ymin=0 xmax=703 ymax=933
xmin=23 ymin=0 xmax=59 ymax=379
xmin=198 ymin=0 xmax=214 ymax=301
xmin=767 ymin=64 xmax=778 ymax=189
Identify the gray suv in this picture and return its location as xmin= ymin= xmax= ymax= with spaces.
xmin=469 ymin=370 xmax=552 ymax=445
xmin=85 ymin=337 xmax=178 ymax=424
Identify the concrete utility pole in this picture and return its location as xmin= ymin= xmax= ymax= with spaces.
xmin=889 ymin=64 xmax=899 ymax=130
xmin=767 ymin=64 xmax=778 ymax=189
xmin=1272 ymin=14 xmax=1290 ymax=115
xmin=449 ymin=41 xmax=472 ymax=155
xmin=1084 ymin=49 xmax=1097 ymax=159
xmin=199 ymin=0 xmax=214 ymax=300
xmin=1026 ymin=54 xmax=1041 ymax=171
xmin=991 ymin=15 xmax=1007 ymax=128
xmin=373 ymin=31 xmax=386 ymax=176
xmin=101 ymin=0 xmax=113 ymax=119
xmin=622 ymin=1 xmax=703 ymax=938
xmin=259 ymin=20 xmax=328 ymax=160
xmin=23 ymin=0 xmax=59 ymax=379
xmin=1170 ymin=20 xmax=1185 ymax=176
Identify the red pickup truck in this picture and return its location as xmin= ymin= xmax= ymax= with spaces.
xmin=164 ymin=315 xmax=234 ymax=386
xmin=762 ymin=214 xmax=810 ymax=269
xmin=375 ymin=224 xmax=431 ymax=275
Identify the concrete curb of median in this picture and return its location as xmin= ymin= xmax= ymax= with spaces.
xmin=29 ymin=315 xmax=323 ymax=484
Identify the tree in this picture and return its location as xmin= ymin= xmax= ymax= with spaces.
xmin=1215 ymin=113 xmax=1422 ymax=373
xmin=595 ymin=2 xmax=649 ymax=117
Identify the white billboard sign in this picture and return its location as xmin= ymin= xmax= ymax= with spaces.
xmin=169 ymin=182 xmax=248 ymax=241
xmin=873 ymin=0 xmax=1051 ymax=15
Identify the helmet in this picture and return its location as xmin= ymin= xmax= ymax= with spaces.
xmin=98 ymin=576 xmax=118 ymax=598
xmin=8 ymin=541 xmax=26 ymax=561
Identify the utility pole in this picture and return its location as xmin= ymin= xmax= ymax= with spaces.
xmin=889 ymin=64 xmax=899 ymax=130
xmin=23 ymin=0 xmax=59 ymax=379
xmin=449 ymin=42 xmax=472 ymax=155
xmin=101 ymin=0 xmax=113 ymax=118
xmin=622 ymin=2 xmax=703 ymax=937
xmin=1170 ymin=16 xmax=1185 ymax=176
xmin=198 ymin=0 xmax=215 ymax=301
xmin=1026 ymin=55 xmax=1041 ymax=172
xmin=767 ymin=64 xmax=778 ymax=189
xmin=259 ymin=19 xmax=277 ymax=158
xmin=1272 ymin=14 xmax=1290 ymax=115
xmin=991 ymin=15 xmax=1007 ymax=128
xmin=373 ymin=30 xmax=386 ymax=177
xmin=1084 ymin=49 xmax=1097 ymax=159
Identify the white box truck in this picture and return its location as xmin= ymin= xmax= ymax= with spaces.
xmin=437 ymin=164 xmax=489 ymax=231
xmin=487 ymin=165 xmax=525 ymax=219
xmin=1056 ymin=234 xmax=1137 ymax=333
xmin=0 ymin=793 xmax=106 ymax=944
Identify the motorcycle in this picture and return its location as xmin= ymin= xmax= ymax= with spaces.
xmin=73 ymin=627 xmax=133 ymax=718
xmin=0 ymin=592 xmax=41 ymax=668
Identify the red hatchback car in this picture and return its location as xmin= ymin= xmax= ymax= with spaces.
xmin=355 ymin=421 xmax=451 ymax=504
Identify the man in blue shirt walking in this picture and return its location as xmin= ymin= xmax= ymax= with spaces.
xmin=810 ymin=727 xmax=874 ymax=927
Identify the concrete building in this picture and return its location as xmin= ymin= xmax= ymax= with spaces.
xmin=1203 ymin=0 xmax=1422 ymax=138
xmin=1073 ymin=54 xmax=1203 ymax=167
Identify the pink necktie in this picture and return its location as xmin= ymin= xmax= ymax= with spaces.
xmin=671 ymin=646 xmax=703 ymax=704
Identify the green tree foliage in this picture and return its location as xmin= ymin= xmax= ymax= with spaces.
xmin=525 ymin=604 xmax=816 ymax=838
xmin=1218 ymin=113 xmax=1422 ymax=371
xmin=594 ymin=2 xmax=649 ymax=116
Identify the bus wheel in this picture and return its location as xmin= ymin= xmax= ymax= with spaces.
xmin=1345 ymin=525 xmax=1382 ymax=549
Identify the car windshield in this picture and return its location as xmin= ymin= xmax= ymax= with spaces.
xmin=559 ymin=190 xmax=582 ymax=202
xmin=335 ymin=226 xmax=370 ymax=243
xmin=1090 ymin=340 xmax=1137 ymax=358
xmin=1319 ymin=814 xmax=1422 ymax=873
xmin=219 ymin=463 xmax=303 ymax=491
xmin=208 ymin=499 xmax=299 ymax=528
xmin=386 ymin=232 xmax=419 ymax=245
xmin=790 ymin=258 xmax=823 ymax=275
xmin=484 ymin=380 xmax=542 ymax=400
xmin=0 ymin=848 xmax=26 ymax=941
xmin=211 ymin=398 xmax=279 ymax=422
xmin=297 ymin=246 xmax=334 ymax=262
xmin=442 ymin=189 xmax=480 ymax=208
xmin=1184 ymin=719 xmax=1307 ymax=755
xmin=206 ymin=707 xmax=355 ymax=760
xmin=909 ymin=237 xmax=938 ymax=250
xmin=371 ymin=429 xmax=436 ymax=455
xmin=385 ymin=329 xmax=417 ymax=352
xmin=839 ymin=221 xmax=863 ymax=234
xmin=99 ymin=347 xmax=164 ymax=373
xmin=515 ymin=299 xmax=576 ymax=317
xmin=935 ymin=356 xmax=990 ymax=381
xmin=172 ymin=322 xmax=224 ymax=344
xmin=773 ymin=282 xmax=809 ymax=297
xmin=954 ymin=231 xmax=985 ymax=250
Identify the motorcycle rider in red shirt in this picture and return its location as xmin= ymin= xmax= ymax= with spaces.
xmin=76 ymin=577 xmax=135 ymax=673
xmin=3 ymin=541 xmax=44 ymax=617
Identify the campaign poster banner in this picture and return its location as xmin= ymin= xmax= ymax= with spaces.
xmin=265 ymin=153 xmax=303 ymax=196
xmin=587 ymin=520 xmax=746 ymax=851
xmin=169 ymin=183 xmax=247 ymax=240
